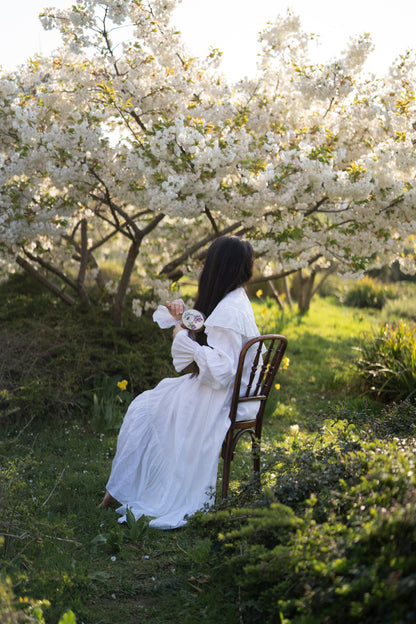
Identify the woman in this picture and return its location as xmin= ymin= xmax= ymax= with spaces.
xmin=100 ymin=236 xmax=260 ymax=529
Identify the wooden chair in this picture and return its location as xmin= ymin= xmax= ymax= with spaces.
xmin=221 ymin=334 xmax=288 ymax=500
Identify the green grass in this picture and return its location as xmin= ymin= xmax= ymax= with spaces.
xmin=1 ymin=279 xmax=416 ymax=623
xmin=252 ymin=295 xmax=379 ymax=429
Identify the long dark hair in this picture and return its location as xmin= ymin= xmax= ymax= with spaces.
xmin=194 ymin=236 xmax=254 ymax=319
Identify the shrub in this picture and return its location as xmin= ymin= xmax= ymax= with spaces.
xmin=343 ymin=277 xmax=393 ymax=309
xmin=355 ymin=321 xmax=416 ymax=402
xmin=0 ymin=573 xmax=76 ymax=624
xmin=191 ymin=417 xmax=416 ymax=624
xmin=0 ymin=274 xmax=173 ymax=423
xmin=382 ymin=296 xmax=416 ymax=323
xmin=343 ymin=398 xmax=416 ymax=438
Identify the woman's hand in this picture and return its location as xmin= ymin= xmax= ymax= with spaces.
xmin=173 ymin=323 xmax=186 ymax=339
xmin=166 ymin=299 xmax=184 ymax=322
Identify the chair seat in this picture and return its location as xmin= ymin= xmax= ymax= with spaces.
xmin=233 ymin=419 xmax=256 ymax=430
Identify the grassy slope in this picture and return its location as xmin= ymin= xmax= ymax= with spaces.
xmin=0 ymin=284 xmax=399 ymax=624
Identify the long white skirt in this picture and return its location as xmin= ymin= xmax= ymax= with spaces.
xmin=105 ymin=373 xmax=231 ymax=529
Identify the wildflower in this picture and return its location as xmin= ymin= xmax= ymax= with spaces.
xmin=117 ymin=379 xmax=128 ymax=391
xmin=290 ymin=424 xmax=299 ymax=436
xmin=282 ymin=356 xmax=290 ymax=370
xmin=256 ymin=289 xmax=263 ymax=297
xmin=275 ymin=383 xmax=280 ymax=390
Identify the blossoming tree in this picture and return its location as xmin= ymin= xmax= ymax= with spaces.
xmin=0 ymin=1 xmax=415 ymax=323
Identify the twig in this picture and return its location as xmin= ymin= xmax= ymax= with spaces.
xmin=42 ymin=468 xmax=66 ymax=507
xmin=9 ymin=416 xmax=35 ymax=442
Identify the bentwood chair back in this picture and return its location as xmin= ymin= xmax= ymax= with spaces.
xmin=221 ymin=334 xmax=288 ymax=500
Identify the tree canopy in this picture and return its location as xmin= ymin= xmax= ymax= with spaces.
xmin=1 ymin=0 xmax=415 ymax=323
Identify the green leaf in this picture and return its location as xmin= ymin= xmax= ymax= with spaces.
xmin=58 ymin=611 xmax=77 ymax=624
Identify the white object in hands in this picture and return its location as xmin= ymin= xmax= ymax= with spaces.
xmin=181 ymin=309 xmax=205 ymax=331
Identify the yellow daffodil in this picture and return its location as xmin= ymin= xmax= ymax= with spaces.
xmin=256 ymin=289 xmax=263 ymax=297
xmin=275 ymin=383 xmax=280 ymax=390
xmin=282 ymin=357 xmax=290 ymax=370
xmin=117 ymin=379 xmax=128 ymax=391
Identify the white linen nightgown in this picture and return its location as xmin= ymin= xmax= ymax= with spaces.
xmin=105 ymin=287 xmax=260 ymax=529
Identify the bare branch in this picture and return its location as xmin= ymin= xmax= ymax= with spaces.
xmin=159 ymin=222 xmax=243 ymax=276
xmin=88 ymin=169 xmax=142 ymax=238
xmin=204 ymin=206 xmax=219 ymax=233
xmin=304 ymin=196 xmax=329 ymax=217
xmin=42 ymin=468 xmax=66 ymax=507
xmin=310 ymin=262 xmax=339 ymax=299
xmin=248 ymin=253 xmax=323 ymax=285
xmin=267 ymin=279 xmax=285 ymax=310
xmin=22 ymin=248 xmax=78 ymax=293
xmin=15 ymin=255 xmax=75 ymax=306
xmin=128 ymin=108 xmax=148 ymax=133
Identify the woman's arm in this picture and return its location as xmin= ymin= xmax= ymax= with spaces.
xmin=172 ymin=326 xmax=243 ymax=388
xmin=173 ymin=323 xmax=186 ymax=339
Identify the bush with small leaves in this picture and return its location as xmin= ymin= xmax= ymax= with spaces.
xmin=191 ymin=415 xmax=416 ymax=624
xmin=344 ymin=277 xmax=394 ymax=309
xmin=0 ymin=570 xmax=76 ymax=624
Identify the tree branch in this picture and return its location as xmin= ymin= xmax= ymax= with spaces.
xmin=204 ymin=206 xmax=219 ymax=233
xmin=248 ymin=254 xmax=323 ymax=285
xmin=16 ymin=255 xmax=75 ymax=306
xmin=159 ymin=222 xmax=243 ymax=277
xmin=304 ymin=196 xmax=329 ymax=217
xmin=310 ymin=262 xmax=339 ymax=299
xmin=88 ymin=169 xmax=143 ymax=238
xmin=22 ymin=248 xmax=78 ymax=293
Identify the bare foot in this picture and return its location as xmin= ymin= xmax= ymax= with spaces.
xmin=99 ymin=491 xmax=118 ymax=508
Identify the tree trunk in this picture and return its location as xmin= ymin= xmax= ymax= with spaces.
xmin=111 ymin=214 xmax=165 ymax=326
xmin=282 ymin=274 xmax=293 ymax=310
xmin=75 ymin=219 xmax=91 ymax=307
xmin=112 ymin=239 xmax=141 ymax=327
xmin=292 ymin=269 xmax=316 ymax=313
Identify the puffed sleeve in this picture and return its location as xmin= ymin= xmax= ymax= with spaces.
xmin=171 ymin=326 xmax=243 ymax=389
xmin=171 ymin=329 xmax=196 ymax=372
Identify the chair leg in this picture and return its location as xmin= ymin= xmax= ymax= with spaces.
xmin=221 ymin=432 xmax=233 ymax=500
xmin=252 ymin=437 xmax=261 ymax=486
xmin=222 ymin=456 xmax=231 ymax=500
